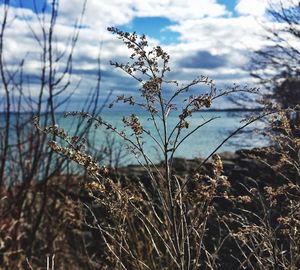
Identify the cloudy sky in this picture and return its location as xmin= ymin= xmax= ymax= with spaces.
xmin=0 ymin=0 xmax=296 ymax=110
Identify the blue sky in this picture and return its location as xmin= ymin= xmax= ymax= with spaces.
xmin=0 ymin=0 xmax=295 ymax=110
xmin=2 ymin=0 xmax=48 ymax=12
xmin=218 ymin=0 xmax=238 ymax=15
xmin=120 ymin=16 xmax=181 ymax=45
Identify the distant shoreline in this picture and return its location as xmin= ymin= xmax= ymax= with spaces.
xmin=203 ymin=107 xmax=263 ymax=112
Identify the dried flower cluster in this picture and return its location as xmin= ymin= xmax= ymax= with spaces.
xmin=122 ymin=114 xmax=143 ymax=135
xmin=34 ymin=116 xmax=109 ymax=179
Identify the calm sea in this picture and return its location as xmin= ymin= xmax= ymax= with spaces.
xmin=1 ymin=111 xmax=267 ymax=164
xmin=59 ymin=110 xmax=266 ymax=163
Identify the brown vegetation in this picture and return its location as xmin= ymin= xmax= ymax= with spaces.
xmin=0 ymin=1 xmax=299 ymax=269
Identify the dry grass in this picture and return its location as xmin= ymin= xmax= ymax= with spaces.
xmin=1 ymin=23 xmax=299 ymax=269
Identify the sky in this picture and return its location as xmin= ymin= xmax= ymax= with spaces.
xmin=0 ymin=0 xmax=297 ymax=111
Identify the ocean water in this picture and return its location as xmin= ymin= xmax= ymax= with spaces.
xmin=1 ymin=111 xmax=267 ymax=165
xmin=58 ymin=110 xmax=267 ymax=163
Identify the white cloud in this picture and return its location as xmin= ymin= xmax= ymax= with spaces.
xmin=235 ymin=0 xmax=268 ymax=16
xmin=56 ymin=0 xmax=228 ymax=29
xmin=169 ymin=16 xmax=264 ymax=51
xmin=235 ymin=0 xmax=299 ymax=17
xmin=131 ymin=0 xmax=228 ymax=20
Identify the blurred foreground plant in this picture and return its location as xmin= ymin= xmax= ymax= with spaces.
xmin=221 ymin=106 xmax=300 ymax=269
xmin=0 ymin=1 xmax=107 ymax=268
